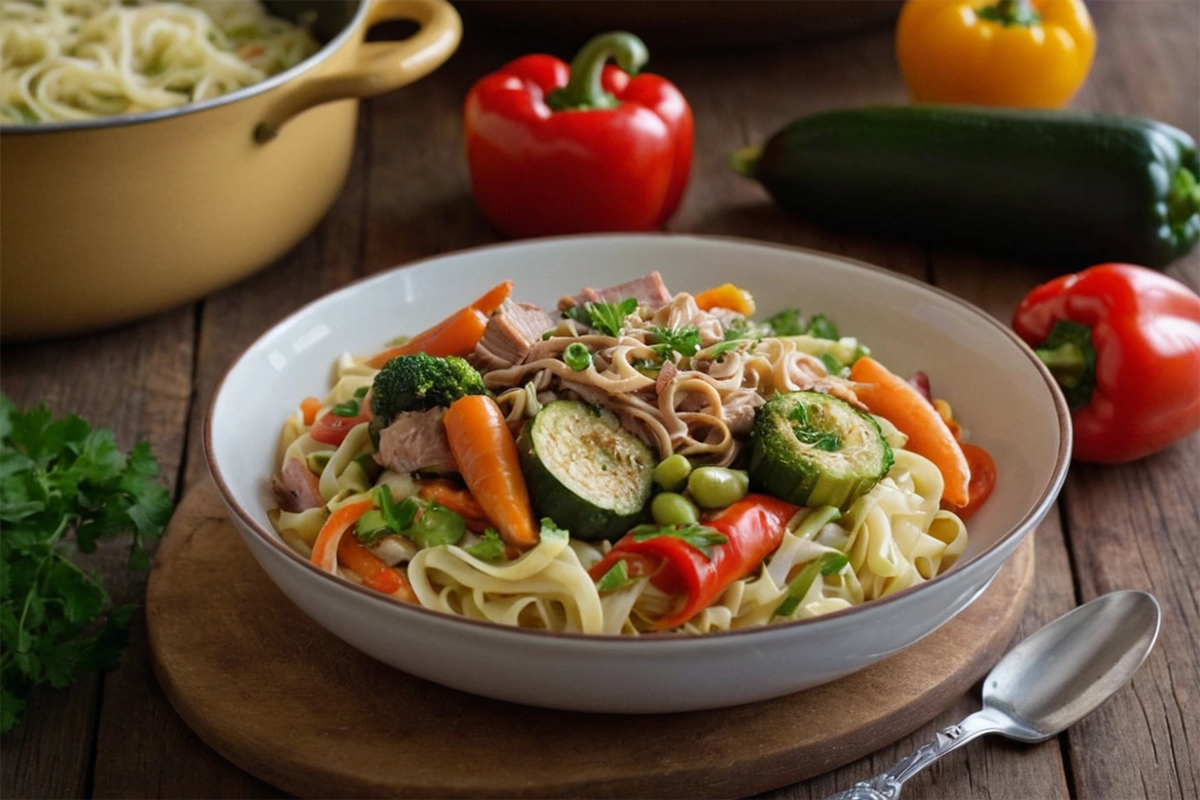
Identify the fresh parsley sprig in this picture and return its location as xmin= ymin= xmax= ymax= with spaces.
xmin=0 ymin=395 xmax=175 ymax=733
xmin=564 ymin=298 xmax=638 ymax=338
xmin=629 ymin=522 xmax=728 ymax=559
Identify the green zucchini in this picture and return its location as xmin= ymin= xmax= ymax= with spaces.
xmin=732 ymin=106 xmax=1200 ymax=268
xmin=750 ymin=391 xmax=893 ymax=510
xmin=518 ymin=401 xmax=655 ymax=541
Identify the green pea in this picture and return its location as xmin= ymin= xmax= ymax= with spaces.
xmin=651 ymin=492 xmax=701 ymax=527
xmin=687 ymin=467 xmax=750 ymax=510
xmin=653 ymin=454 xmax=693 ymax=492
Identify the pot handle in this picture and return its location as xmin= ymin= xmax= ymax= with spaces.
xmin=255 ymin=0 xmax=461 ymax=142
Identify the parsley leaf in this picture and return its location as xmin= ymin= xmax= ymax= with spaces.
xmin=464 ymin=529 xmax=507 ymax=562
xmin=564 ymin=298 xmax=637 ymax=338
xmin=629 ymin=522 xmax=728 ymax=559
xmin=0 ymin=395 xmax=175 ymax=733
xmin=649 ymin=326 xmax=701 ymax=362
xmin=766 ymin=309 xmax=805 ymax=336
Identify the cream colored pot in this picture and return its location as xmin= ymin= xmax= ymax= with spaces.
xmin=0 ymin=0 xmax=461 ymax=340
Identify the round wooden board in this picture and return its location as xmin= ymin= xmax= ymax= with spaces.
xmin=147 ymin=481 xmax=1035 ymax=799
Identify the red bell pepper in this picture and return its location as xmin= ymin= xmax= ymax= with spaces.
xmin=463 ymin=31 xmax=693 ymax=238
xmin=1012 ymin=263 xmax=1200 ymax=463
xmin=588 ymin=494 xmax=798 ymax=630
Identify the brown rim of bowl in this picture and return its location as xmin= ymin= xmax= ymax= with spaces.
xmin=0 ymin=1 xmax=366 ymax=136
xmin=204 ymin=232 xmax=1073 ymax=645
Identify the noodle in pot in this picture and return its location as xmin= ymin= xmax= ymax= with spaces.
xmin=1 ymin=0 xmax=319 ymax=124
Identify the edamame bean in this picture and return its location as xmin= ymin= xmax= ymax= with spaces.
xmin=413 ymin=505 xmax=466 ymax=547
xmin=687 ymin=467 xmax=750 ymax=509
xmin=653 ymin=454 xmax=692 ymax=491
xmin=651 ymin=492 xmax=701 ymax=526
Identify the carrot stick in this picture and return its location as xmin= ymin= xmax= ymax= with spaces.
xmin=694 ymin=283 xmax=755 ymax=315
xmin=418 ymin=478 xmax=492 ymax=532
xmin=336 ymin=534 xmax=417 ymax=602
xmin=310 ymin=499 xmax=374 ymax=573
xmin=365 ymin=281 xmax=514 ymax=368
xmin=470 ymin=279 xmax=514 ymax=314
xmin=442 ymin=395 xmax=539 ymax=549
xmin=849 ymin=357 xmax=971 ymax=508
xmin=300 ymin=396 xmax=323 ymax=426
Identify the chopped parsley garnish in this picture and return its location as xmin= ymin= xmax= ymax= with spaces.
xmin=649 ymin=326 xmax=701 ymax=362
xmin=564 ymin=298 xmax=638 ymax=338
xmin=765 ymin=309 xmax=841 ymax=340
xmin=629 ymin=522 xmax=728 ymax=559
xmin=0 ymin=395 xmax=175 ymax=733
xmin=788 ymin=403 xmax=842 ymax=452
xmin=464 ymin=529 xmax=506 ymax=562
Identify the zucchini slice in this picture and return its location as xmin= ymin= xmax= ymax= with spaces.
xmin=750 ymin=391 xmax=893 ymax=510
xmin=518 ymin=401 xmax=655 ymax=541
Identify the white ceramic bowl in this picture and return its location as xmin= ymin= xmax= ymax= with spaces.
xmin=206 ymin=234 xmax=1070 ymax=714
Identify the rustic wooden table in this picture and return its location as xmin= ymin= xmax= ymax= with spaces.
xmin=2 ymin=3 xmax=1197 ymax=798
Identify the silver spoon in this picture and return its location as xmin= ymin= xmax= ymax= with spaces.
xmin=827 ymin=590 xmax=1161 ymax=800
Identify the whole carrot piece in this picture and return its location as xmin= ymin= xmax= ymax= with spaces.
xmin=443 ymin=395 xmax=539 ymax=549
xmin=849 ymin=356 xmax=971 ymax=508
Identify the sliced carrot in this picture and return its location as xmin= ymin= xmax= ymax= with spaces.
xmin=365 ymin=281 xmax=513 ymax=368
xmin=694 ymin=283 xmax=755 ymax=316
xmin=310 ymin=499 xmax=374 ymax=573
xmin=418 ymin=478 xmax=492 ymax=532
xmin=849 ymin=357 xmax=971 ymax=508
xmin=336 ymin=534 xmax=417 ymax=602
xmin=954 ymin=443 xmax=997 ymax=521
xmin=299 ymin=396 xmax=323 ymax=426
xmin=442 ymin=395 xmax=538 ymax=549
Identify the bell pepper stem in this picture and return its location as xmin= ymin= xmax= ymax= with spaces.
xmin=1035 ymin=342 xmax=1087 ymax=388
xmin=730 ymin=147 xmax=762 ymax=178
xmin=1033 ymin=320 xmax=1099 ymax=411
xmin=546 ymin=31 xmax=649 ymax=112
xmin=977 ymin=0 xmax=1042 ymax=26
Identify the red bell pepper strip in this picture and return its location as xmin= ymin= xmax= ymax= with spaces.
xmin=1012 ymin=263 xmax=1200 ymax=463
xmin=588 ymin=494 xmax=798 ymax=630
xmin=463 ymin=31 xmax=693 ymax=238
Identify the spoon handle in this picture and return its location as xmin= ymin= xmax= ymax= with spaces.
xmin=825 ymin=709 xmax=1005 ymax=800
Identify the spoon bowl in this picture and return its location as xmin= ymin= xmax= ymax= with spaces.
xmin=985 ymin=590 xmax=1162 ymax=743
xmin=829 ymin=590 xmax=1162 ymax=800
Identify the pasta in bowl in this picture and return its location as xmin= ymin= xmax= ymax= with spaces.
xmin=206 ymin=234 xmax=1070 ymax=712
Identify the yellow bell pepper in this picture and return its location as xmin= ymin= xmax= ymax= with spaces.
xmin=895 ymin=0 xmax=1096 ymax=108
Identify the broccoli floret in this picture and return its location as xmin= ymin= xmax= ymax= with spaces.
xmin=370 ymin=353 xmax=487 ymax=426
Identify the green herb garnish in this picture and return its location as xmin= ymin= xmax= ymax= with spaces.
xmin=788 ymin=402 xmax=842 ymax=452
xmin=766 ymin=308 xmax=805 ymax=336
xmin=819 ymin=353 xmax=850 ymax=378
xmin=0 ymin=395 xmax=175 ymax=733
xmin=564 ymin=298 xmax=638 ymax=338
xmin=629 ymin=522 xmax=728 ymax=559
xmin=649 ymin=326 xmax=701 ymax=362
xmin=464 ymin=529 xmax=507 ymax=562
